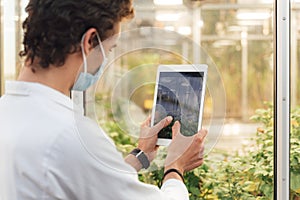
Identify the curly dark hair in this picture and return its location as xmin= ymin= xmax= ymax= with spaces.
xmin=19 ymin=0 xmax=134 ymax=69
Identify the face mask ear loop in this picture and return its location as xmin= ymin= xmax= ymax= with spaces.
xmin=95 ymin=32 xmax=107 ymax=60
xmin=80 ymin=33 xmax=88 ymax=73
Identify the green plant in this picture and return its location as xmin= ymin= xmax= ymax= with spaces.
xmin=100 ymin=102 xmax=300 ymax=199
xmin=194 ymin=103 xmax=299 ymax=199
xmin=290 ymin=107 xmax=300 ymax=199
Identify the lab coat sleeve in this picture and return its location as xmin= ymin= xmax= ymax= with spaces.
xmin=43 ymin=115 xmax=189 ymax=200
xmin=161 ymin=179 xmax=189 ymax=200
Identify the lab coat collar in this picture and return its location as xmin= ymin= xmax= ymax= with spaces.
xmin=5 ymin=81 xmax=74 ymax=110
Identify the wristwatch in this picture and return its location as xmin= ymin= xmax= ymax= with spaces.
xmin=130 ymin=148 xmax=150 ymax=169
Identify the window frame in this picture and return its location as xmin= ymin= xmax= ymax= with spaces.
xmin=274 ymin=0 xmax=291 ymax=199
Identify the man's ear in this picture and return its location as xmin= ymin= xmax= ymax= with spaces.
xmin=82 ymin=28 xmax=97 ymax=55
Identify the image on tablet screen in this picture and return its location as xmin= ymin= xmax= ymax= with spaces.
xmin=154 ymin=72 xmax=204 ymax=138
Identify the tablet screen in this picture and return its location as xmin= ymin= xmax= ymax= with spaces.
xmin=153 ymin=71 xmax=204 ymax=138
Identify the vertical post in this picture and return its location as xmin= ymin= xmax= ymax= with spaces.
xmin=274 ymin=0 xmax=290 ymax=199
xmin=193 ymin=7 xmax=201 ymax=64
xmin=241 ymin=30 xmax=248 ymax=122
xmin=15 ymin=0 xmax=22 ymax=78
xmin=2 ymin=0 xmax=16 ymax=80
xmin=182 ymin=40 xmax=189 ymax=61
xmin=291 ymin=10 xmax=297 ymax=107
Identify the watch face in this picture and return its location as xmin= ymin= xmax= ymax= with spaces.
xmin=131 ymin=148 xmax=141 ymax=155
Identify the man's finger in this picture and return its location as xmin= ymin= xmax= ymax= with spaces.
xmin=152 ymin=116 xmax=173 ymax=133
xmin=141 ymin=115 xmax=152 ymax=127
xmin=196 ymin=129 xmax=208 ymax=141
xmin=172 ymin=121 xmax=180 ymax=139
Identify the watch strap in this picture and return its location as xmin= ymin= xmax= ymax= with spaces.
xmin=130 ymin=148 xmax=150 ymax=169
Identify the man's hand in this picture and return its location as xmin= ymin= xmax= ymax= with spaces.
xmin=163 ymin=121 xmax=207 ymax=182
xmin=138 ymin=115 xmax=173 ymax=162
xmin=125 ymin=116 xmax=172 ymax=171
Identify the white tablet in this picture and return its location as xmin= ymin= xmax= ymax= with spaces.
xmin=151 ymin=64 xmax=208 ymax=146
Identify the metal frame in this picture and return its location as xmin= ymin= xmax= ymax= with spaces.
xmin=274 ymin=0 xmax=290 ymax=199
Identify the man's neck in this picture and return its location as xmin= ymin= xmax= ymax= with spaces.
xmin=18 ymin=57 xmax=80 ymax=96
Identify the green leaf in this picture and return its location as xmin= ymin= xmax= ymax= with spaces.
xmin=291 ymin=172 xmax=300 ymax=193
xmin=242 ymin=181 xmax=258 ymax=192
xmin=189 ymin=186 xmax=201 ymax=196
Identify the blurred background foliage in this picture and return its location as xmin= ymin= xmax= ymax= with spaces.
xmin=98 ymin=101 xmax=300 ymax=200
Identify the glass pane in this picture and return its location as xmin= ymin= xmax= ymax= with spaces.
xmin=290 ymin=0 xmax=300 ymax=199
xmin=1 ymin=0 xmax=278 ymax=198
xmin=0 ymin=0 xmax=27 ymax=95
xmin=93 ymin=0 xmax=275 ymax=199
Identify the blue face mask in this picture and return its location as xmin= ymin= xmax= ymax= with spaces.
xmin=72 ymin=33 xmax=108 ymax=91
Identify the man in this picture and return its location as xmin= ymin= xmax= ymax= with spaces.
xmin=0 ymin=0 xmax=207 ymax=199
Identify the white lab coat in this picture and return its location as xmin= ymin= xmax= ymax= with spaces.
xmin=0 ymin=81 xmax=189 ymax=200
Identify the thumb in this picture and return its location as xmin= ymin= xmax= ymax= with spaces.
xmin=152 ymin=116 xmax=173 ymax=133
xmin=172 ymin=121 xmax=180 ymax=139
